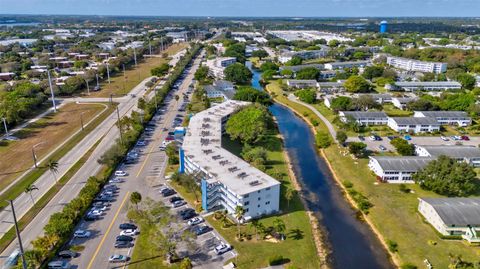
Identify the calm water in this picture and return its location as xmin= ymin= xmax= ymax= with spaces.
xmin=247 ymin=62 xmax=394 ymax=269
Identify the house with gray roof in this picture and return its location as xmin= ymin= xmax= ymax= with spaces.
xmin=324 ymin=60 xmax=369 ymax=70
xmin=418 ymin=198 xmax=480 ymax=242
xmin=286 ymin=79 xmax=318 ymax=89
xmin=387 ymin=117 xmax=440 ymax=133
xmin=204 ymin=80 xmax=236 ymax=100
xmin=385 ymin=81 xmax=461 ymax=91
xmin=368 ymin=156 xmax=434 ymax=183
xmin=279 ymin=64 xmax=324 ymax=73
xmin=413 ymin=111 xmax=471 ymax=127
xmin=415 ymin=145 xmax=480 ymax=167
xmin=339 ymin=111 xmax=388 ymax=126
xmin=392 ymin=97 xmax=417 ymax=110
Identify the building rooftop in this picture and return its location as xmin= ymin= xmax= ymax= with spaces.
xmin=340 ymin=111 xmax=388 ymax=119
xmin=415 ymin=111 xmax=470 ymax=118
xmin=280 ymin=64 xmax=324 ymax=72
xmin=420 ymin=197 xmax=480 ymax=226
xmin=418 ymin=145 xmax=480 ymax=159
xmin=182 ymin=100 xmax=280 ymax=195
xmin=394 ymin=81 xmax=461 ymax=87
xmin=390 ymin=117 xmax=440 ymax=125
xmin=326 ymin=60 xmax=369 ymax=66
xmin=370 ymin=156 xmax=434 ymax=172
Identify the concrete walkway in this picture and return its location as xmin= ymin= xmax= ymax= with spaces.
xmin=287 ymin=94 xmax=337 ymax=141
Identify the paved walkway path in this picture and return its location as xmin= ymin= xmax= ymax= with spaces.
xmin=287 ymin=94 xmax=338 ymax=141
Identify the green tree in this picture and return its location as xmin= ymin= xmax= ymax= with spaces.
xmin=224 ymin=63 xmax=252 ymax=85
xmin=295 ymin=67 xmax=319 ymax=80
xmin=285 ymin=56 xmax=302 ymax=66
xmin=391 ymin=138 xmax=415 ymax=156
xmin=336 ymin=131 xmax=348 ymax=145
xmin=260 ymin=61 xmax=278 ymax=72
xmin=234 ymin=205 xmax=245 ymax=238
xmin=233 ymin=86 xmax=272 ymax=105
xmin=315 ymin=131 xmax=332 ymax=148
xmin=225 ymin=104 xmax=272 ymax=144
xmin=348 ymin=142 xmax=367 ymax=157
xmin=328 ymin=39 xmax=340 ymax=47
xmin=179 ymin=258 xmax=193 ymax=269
xmin=25 ymin=184 xmax=39 ymax=206
xmin=130 ymin=192 xmax=142 ymax=210
xmin=344 ymin=75 xmax=372 ymax=93
xmin=457 ymin=73 xmax=476 ymax=90
xmin=166 ymin=143 xmax=179 ymax=165
xmin=194 ymin=65 xmax=209 ymax=82
xmin=151 ymin=63 xmax=170 ymax=76
xmin=362 ymin=66 xmax=384 ymax=80
xmin=413 ymin=156 xmax=477 ymax=196
xmin=224 ymin=43 xmax=246 ymax=63
xmin=285 ymin=187 xmax=295 ymax=209
xmin=330 ymin=96 xmax=353 ymax=112
xmin=252 ymin=50 xmax=269 ymax=59
xmin=47 ymin=159 xmax=59 ymax=183
xmin=280 ymin=69 xmax=294 ymax=78
xmin=272 ymin=218 xmax=286 ymax=236
xmin=294 ymin=89 xmax=316 ymax=104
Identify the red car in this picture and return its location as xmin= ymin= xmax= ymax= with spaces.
xmin=165 ymin=136 xmax=175 ymax=141
xmin=461 ymin=135 xmax=470 ymax=141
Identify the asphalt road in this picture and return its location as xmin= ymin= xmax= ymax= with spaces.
xmin=66 ymin=50 xmax=234 ymax=269
xmin=0 ymin=50 xmax=187 ymax=262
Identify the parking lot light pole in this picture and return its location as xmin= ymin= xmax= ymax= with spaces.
xmin=9 ymin=200 xmax=27 ymax=269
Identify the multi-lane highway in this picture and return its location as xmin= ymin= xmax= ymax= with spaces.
xmin=0 ymin=49 xmax=187 ymax=262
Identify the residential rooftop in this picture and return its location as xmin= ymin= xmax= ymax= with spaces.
xmin=418 ymin=145 xmax=480 ymax=159
xmin=389 ymin=117 xmax=440 ymax=125
xmin=419 ymin=197 xmax=480 ymax=226
xmin=370 ymin=156 xmax=434 ymax=172
xmin=415 ymin=111 xmax=470 ymax=118
xmin=340 ymin=111 xmax=388 ymax=118
xmin=182 ymin=100 xmax=280 ymax=195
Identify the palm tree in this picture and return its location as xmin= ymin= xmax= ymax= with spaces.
xmin=273 ymin=218 xmax=286 ymax=239
xmin=234 ymin=205 xmax=245 ymax=239
xmin=47 ymin=159 xmax=59 ymax=183
xmin=285 ymin=187 xmax=295 ymax=210
xmin=25 ymin=184 xmax=39 ymax=206
xmin=130 ymin=192 xmax=142 ymax=210
xmin=175 ymin=94 xmax=180 ymax=103
xmin=250 ymin=219 xmax=260 ymax=240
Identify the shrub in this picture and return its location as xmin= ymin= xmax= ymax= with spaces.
xmin=315 ymin=131 xmax=332 ymax=148
xmin=400 ymin=263 xmax=417 ymax=269
xmin=386 ymin=239 xmax=399 ymax=253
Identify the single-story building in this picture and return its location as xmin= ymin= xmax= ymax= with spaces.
xmin=413 ymin=111 xmax=471 ymax=127
xmin=279 ymin=64 xmax=324 ymax=73
xmin=392 ymin=97 xmax=417 ymax=110
xmin=359 ymin=94 xmax=392 ymax=104
xmin=387 ymin=117 xmax=440 ymax=133
xmin=324 ymin=60 xmax=369 ymax=70
xmin=204 ymin=80 xmax=236 ymax=100
xmin=0 ymin=72 xmax=15 ymax=81
xmin=418 ymin=197 xmax=480 ymax=242
xmin=317 ymin=82 xmax=344 ymax=92
xmin=415 ymin=145 xmax=480 ymax=167
xmin=339 ymin=111 xmax=388 ymax=126
xmin=368 ymin=156 xmax=434 ymax=183
xmin=385 ymin=81 xmax=461 ymax=92
xmin=286 ymin=79 xmax=318 ymax=89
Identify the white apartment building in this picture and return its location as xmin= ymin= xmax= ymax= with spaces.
xmin=205 ymin=57 xmax=237 ymax=79
xmin=386 ymin=81 xmax=461 ymax=91
xmin=278 ymin=49 xmax=330 ymax=63
xmin=387 ymin=117 xmax=440 ymax=133
xmin=339 ymin=111 xmax=388 ymax=126
xmin=324 ymin=60 xmax=369 ymax=70
xmin=391 ymin=97 xmax=416 ymax=110
xmin=413 ymin=111 xmax=471 ymax=127
xmin=180 ymin=101 xmax=280 ymax=220
xmin=415 ymin=145 xmax=480 ymax=167
xmin=368 ymin=156 xmax=434 ymax=183
xmin=386 ymin=56 xmax=447 ymax=73
xmin=418 ymin=198 xmax=480 ymax=242
xmin=286 ymin=79 xmax=318 ymax=89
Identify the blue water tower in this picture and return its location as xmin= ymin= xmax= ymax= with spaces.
xmin=380 ymin=20 xmax=388 ymax=33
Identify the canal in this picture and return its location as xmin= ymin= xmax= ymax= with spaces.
xmin=247 ymin=62 xmax=394 ymax=269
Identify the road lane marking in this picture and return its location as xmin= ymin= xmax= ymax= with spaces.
xmin=135 ymin=141 xmax=156 ymax=178
xmin=86 ymin=191 xmax=130 ymax=269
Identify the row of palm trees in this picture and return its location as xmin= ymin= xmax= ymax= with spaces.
xmin=24 ymin=159 xmax=59 ymax=206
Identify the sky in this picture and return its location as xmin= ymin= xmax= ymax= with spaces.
xmin=0 ymin=0 xmax=479 ymax=17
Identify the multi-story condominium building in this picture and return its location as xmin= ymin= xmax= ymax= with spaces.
xmin=413 ymin=111 xmax=471 ymax=127
xmin=324 ymin=60 xmax=369 ymax=70
xmin=180 ymin=100 xmax=281 ymax=220
xmin=415 ymin=145 xmax=480 ymax=167
xmin=418 ymin=198 xmax=480 ymax=243
xmin=278 ymin=48 xmax=330 ymax=63
xmin=386 ymin=56 xmax=447 ymax=73
xmin=339 ymin=111 xmax=388 ymax=126
xmin=387 ymin=117 xmax=440 ymax=133
xmin=385 ymin=81 xmax=461 ymax=91
xmin=205 ymin=57 xmax=237 ymax=79
xmin=368 ymin=156 xmax=434 ymax=183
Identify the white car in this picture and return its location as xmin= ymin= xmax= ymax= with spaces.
xmin=120 ymin=229 xmax=140 ymax=236
xmin=440 ymin=136 xmax=449 ymax=141
xmin=162 ymin=140 xmax=173 ymax=147
xmin=172 ymin=200 xmax=186 ymax=208
xmin=109 ymin=178 xmax=124 ymax=184
xmin=89 ymin=209 xmax=103 ymax=216
xmin=187 ymin=217 xmax=204 ymax=226
xmin=115 ymin=171 xmax=128 ymax=177
xmin=214 ymin=243 xmax=232 ymax=255
xmin=93 ymin=205 xmax=107 ymax=211
xmin=109 ymin=254 xmax=129 ymax=263
xmin=74 ymin=230 xmax=91 ymax=238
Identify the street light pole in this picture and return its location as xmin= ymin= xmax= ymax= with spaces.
xmin=106 ymin=62 xmax=111 ymax=84
xmin=9 ymin=200 xmax=27 ymax=269
xmin=133 ymin=47 xmax=138 ymax=67
xmin=80 ymin=112 xmax=85 ymax=131
xmin=47 ymin=69 xmax=57 ymax=113
xmin=32 ymin=142 xmax=44 ymax=168
xmin=109 ymin=94 xmax=114 ymax=106
xmin=85 ymin=78 xmax=90 ymax=95
xmin=2 ymin=117 xmax=8 ymax=136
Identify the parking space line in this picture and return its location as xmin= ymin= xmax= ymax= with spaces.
xmin=86 ymin=191 xmax=130 ymax=269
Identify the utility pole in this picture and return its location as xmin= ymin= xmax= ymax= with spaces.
xmin=106 ymin=62 xmax=111 ymax=84
xmin=116 ymin=107 xmax=124 ymax=145
xmin=109 ymin=94 xmax=114 ymax=106
xmin=149 ymin=39 xmax=152 ymax=55
xmin=9 ymin=200 xmax=27 ymax=269
xmin=2 ymin=117 xmax=8 ymax=136
xmin=133 ymin=47 xmax=138 ymax=67
xmin=80 ymin=112 xmax=85 ymax=131
xmin=32 ymin=142 xmax=44 ymax=168
xmin=85 ymin=78 xmax=90 ymax=95
xmin=47 ymin=69 xmax=57 ymax=113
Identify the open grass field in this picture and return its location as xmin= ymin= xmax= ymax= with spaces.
xmin=266 ymin=79 xmax=480 ymax=268
xmin=89 ymin=43 xmax=188 ymax=98
xmin=0 ymin=102 xmax=107 ymax=191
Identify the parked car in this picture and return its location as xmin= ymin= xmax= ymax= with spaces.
xmin=182 ymin=211 xmax=197 ymax=220
xmin=192 ymin=225 xmax=210 ymax=236
xmin=369 ymin=135 xmax=376 ymax=141
xmin=120 ymin=229 xmax=139 ymax=236
xmin=114 ymin=241 xmax=133 ymax=248
xmin=169 ymin=196 xmax=183 ymax=203
xmin=179 ymin=208 xmax=195 ymax=216
xmin=187 ymin=217 xmax=204 ymax=226
xmin=114 ymin=171 xmax=128 ymax=177
xmin=165 ymin=136 xmax=175 ymax=141
xmin=440 ymin=136 xmax=449 ymax=141
xmin=93 ymin=202 xmax=110 ymax=208
xmin=379 ymin=145 xmax=387 ymax=151
xmin=404 ymin=135 xmax=411 ymax=141
xmin=145 ymin=127 xmax=154 ymax=132
xmin=119 ymin=223 xmax=137 ymax=230
xmin=461 ymin=135 xmax=470 ymax=141
xmin=93 ymin=205 xmax=107 ymax=211
xmin=116 ymin=235 xmax=134 ymax=242
xmin=172 ymin=200 xmax=186 ymax=208
xmin=47 ymin=260 xmax=71 ymax=269
xmin=58 ymin=250 xmax=78 ymax=259
xmin=387 ymin=136 xmax=397 ymax=141
xmin=161 ymin=188 xmax=176 ymax=197
xmin=214 ymin=243 xmax=232 ymax=255
xmin=109 ymin=178 xmax=124 ymax=184
xmin=109 ymin=254 xmax=129 ymax=263
xmin=84 ymin=214 xmax=100 ymax=221
xmin=74 ymin=230 xmax=91 ymax=238
xmin=136 ymin=140 xmax=146 ymax=147
xmin=358 ymin=135 xmax=365 ymax=141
